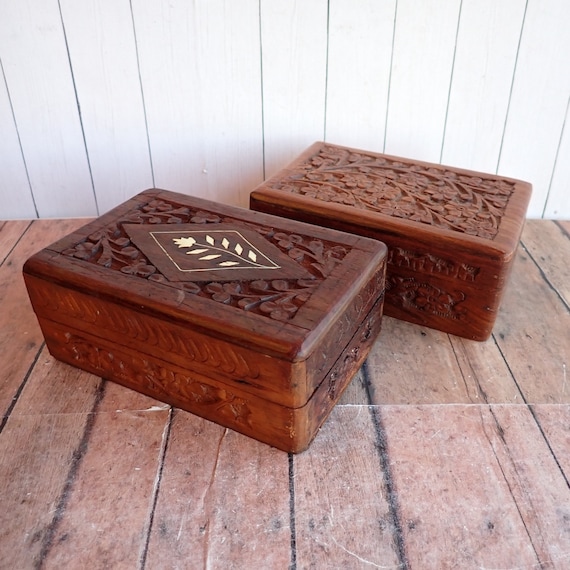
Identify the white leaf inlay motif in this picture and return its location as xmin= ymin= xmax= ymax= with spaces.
xmin=171 ymin=231 xmax=280 ymax=271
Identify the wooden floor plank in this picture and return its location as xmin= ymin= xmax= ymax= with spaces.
xmin=484 ymin=405 xmax=570 ymax=568
xmin=10 ymin=346 xmax=104 ymax=416
xmin=0 ymin=220 xmax=30 ymax=264
xmin=494 ymin=244 xmax=570 ymax=404
xmin=521 ymin=220 xmax=570 ymax=306
xmin=0 ymin=342 xmax=106 ymax=568
xmin=0 ymin=412 xmax=96 ymax=569
xmin=365 ymin=317 xmax=469 ymax=405
xmin=293 ymin=405 xmax=402 ymax=569
xmin=1 ymin=337 xmax=170 ymax=568
xmin=1 ymin=217 xmax=568 ymax=568
xmin=41 ymin=405 xmax=171 ymax=568
xmin=144 ymin=411 xmax=291 ymax=569
xmin=448 ymin=335 xmax=523 ymax=404
xmin=529 ymin=404 xmax=570 ymax=487
xmin=338 ymin=367 xmax=368 ymax=405
xmin=0 ymin=219 xmax=88 ymax=417
xmin=557 ymin=219 xmax=570 ymax=238
xmin=381 ymin=404 xmax=570 ymax=569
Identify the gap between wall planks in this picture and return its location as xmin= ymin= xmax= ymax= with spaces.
xmin=0 ymin=219 xmax=569 ymax=569
xmin=2 ymin=1 xmax=570 ymax=220
xmin=0 ymin=2 xmax=97 ymax=218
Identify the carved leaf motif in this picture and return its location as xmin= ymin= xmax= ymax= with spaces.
xmin=271 ymin=146 xmax=516 ymax=239
xmin=61 ymin=197 xmax=349 ymax=321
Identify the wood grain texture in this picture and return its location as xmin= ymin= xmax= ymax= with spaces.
xmin=0 ymin=70 xmax=35 ymax=219
xmin=0 ymin=219 xmax=87 ymax=417
xmin=293 ymin=406 xmax=402 ymax=568
xmin=498 ymin=0 xmax=570 ymax=217
xmin=325 ymin=0 xmax=396 ymax=153
xmin=58 ymin=0 xmax=154 ymax=214
xmin=131 ymin=0 xmax=264 ymax=207
xmin=384 ymin=0 xmax=462 ymax=162
xmin=41 ymin=407 xmax=171 ymax=568
xmin=493 ymin=243 xmax=570 ymax=404
xmin=520 ymin=220 xmax=570 ymax=306
xmin=441 ymin=0 xmax=527 ymax=172
xmin=0 ymin=345 xmax=105 ymax=568
xmin=381 ymin=404 xmax=570 ymax=569
xmin=0 ymin=0 xmax=96 ymax=217
xmin=0 ymin=412 xmax=96 ymax=568
xmin=366 ymin=318 xmax=466 ymax=405
xmin=530 ymin=405 xmax=570 ymax=482
xmin=260 ymin=0 xmax=328 ymax=178
xmin=0 ymin=220 xmax=29 ymax=262
xmin=2 ymin=218 xmax=569 ymax=567
xmin=145 ymin=411 xmax=291 ymax=568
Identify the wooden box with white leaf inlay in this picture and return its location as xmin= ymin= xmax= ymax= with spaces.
xmin=23 ymin=189 xmax=387 ymax=452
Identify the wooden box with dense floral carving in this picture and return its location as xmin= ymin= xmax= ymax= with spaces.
xmin=250 ymin=142 xmax=532 ymax=341
xmin=23 ymin=189 xmax=387 ymax=452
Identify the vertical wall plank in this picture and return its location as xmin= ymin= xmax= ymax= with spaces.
xmin=131 ymin=0 xmax=263 ymax=207
xmin=260 ymin=0 xmax=329 ymax=177
xmin=0 ymin=64 xmax=36 ymax=219
xmin=499 ymin=0 xmax=570 ymax=217
xmin=441 ymin=0 xmax=527 ymax=173
xmin=384 ymin=0 xmax=462 ymax=162
xmin=325 ymin=0 xmax=396 ymax=153
xmin=544 ymin=97 xmax=570 ymax=219
xmin=0 ymin=0 xmax=96 ymax=217
xmin=58 ymin=0 xmax=153 ymax=214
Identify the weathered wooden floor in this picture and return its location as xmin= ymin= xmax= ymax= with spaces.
xmin=1 ymin=218 xmax=569 ymax=569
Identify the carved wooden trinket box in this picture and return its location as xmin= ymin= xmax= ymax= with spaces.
xmin=250 ymin=142 xmax=532 ymax=341
xmin=23 ymin=189 xmax=387 ymax=452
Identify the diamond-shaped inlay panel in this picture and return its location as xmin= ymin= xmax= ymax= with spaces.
xmin=125 ymin=223 xmax=312 ymax=282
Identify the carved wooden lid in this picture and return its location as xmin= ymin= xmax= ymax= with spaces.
xmin=253 ymin=142 xmax=532 ymax=253
xmin=25 ymin=189 xmax=386 ymax=360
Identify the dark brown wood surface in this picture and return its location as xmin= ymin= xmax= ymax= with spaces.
xmin=22 ymin=190 xmax=387 ymax=452
xmin=250 ymin=142 xmax=533 ymax=341
xmin=1 ymin=218 xmax=569 ymax=568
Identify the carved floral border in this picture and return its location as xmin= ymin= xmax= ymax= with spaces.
xmin=271 ymin=145 xmax=516 ymax=240
xmin=62 ymin=198 xmax=348 ymax=322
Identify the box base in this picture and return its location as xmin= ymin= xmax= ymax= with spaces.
xmin=38 ymin=295 xmax=383 ymax=453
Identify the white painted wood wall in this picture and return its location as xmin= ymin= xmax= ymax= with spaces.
xmin=1 ymin=0 xmax=569 ymax=220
